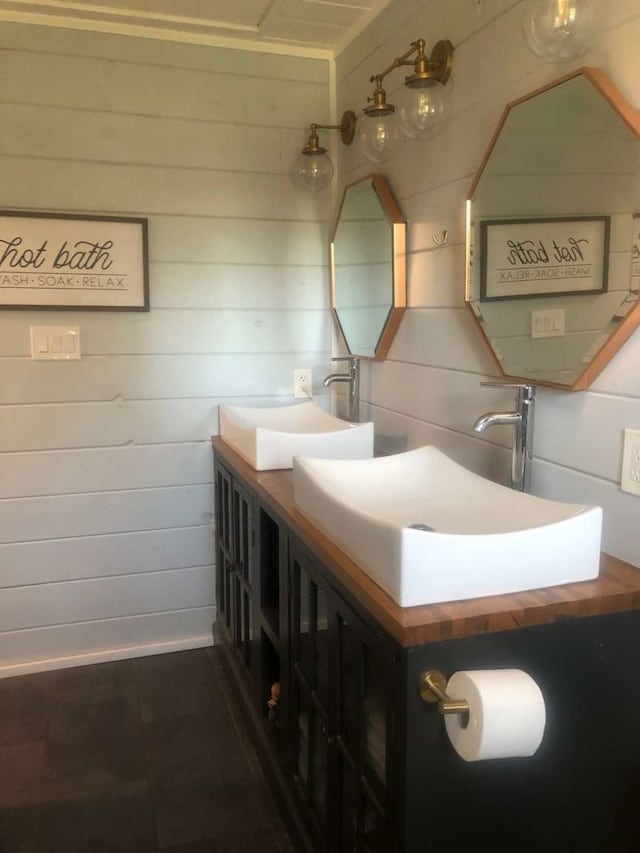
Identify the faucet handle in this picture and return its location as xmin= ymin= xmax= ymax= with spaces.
xmin=331 ymin=356 xmax=359 ymax=362
xmin=480 ymin=380 xmax=535 ymax=399
xmin=481 ymin=380 xmax=534 ymax=390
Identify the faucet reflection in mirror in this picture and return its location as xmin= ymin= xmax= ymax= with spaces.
xmin=465 ymin=67 xmax=640 ymax=391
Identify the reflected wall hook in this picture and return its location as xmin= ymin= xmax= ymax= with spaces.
xmin=432 ymin=229 xmax=448 ymax=246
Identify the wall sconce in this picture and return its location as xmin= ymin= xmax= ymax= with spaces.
xmin=522 ymin=0 xmax=599 ymax=62
xmin=292 ymin=111 xmax=356 ymax=192
xmin=359 ymin=38 xmax=454 ymax=163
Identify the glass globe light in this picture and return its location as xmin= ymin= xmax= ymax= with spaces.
xmin=292 ymin=149 xmax=334 ymax=192
xmin=358 ymin=112 xmax=401 ymax=163
xmin=522 ymin=0 xmax=599 ymax=63
xmin=397 ymin=80 xmax=448 ymax=139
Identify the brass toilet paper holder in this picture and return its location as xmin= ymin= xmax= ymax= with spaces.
xmin=420 ymin=670 xmax=469 ymax=718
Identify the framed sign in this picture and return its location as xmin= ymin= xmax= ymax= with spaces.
xmin=0 ymin=211 xmax=149 ymax=310
xmin=480 ymin=216 xmax=610 ymax=302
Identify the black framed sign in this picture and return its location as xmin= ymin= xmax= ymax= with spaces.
xmin=480 ymin=216 xmax=610 ymax=302
xmin=0 ymin=211 xmax=149 ymax=310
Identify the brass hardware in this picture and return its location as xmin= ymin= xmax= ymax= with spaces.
xmin=363 ymin=38 xmax=454 ymax=116
xmin=301 ymin=110 xmax=356 ymax=155
xmin=420 ymin=670 xmax=470 ymax=718
xmin=364 ymin=75 xmax=394 ymax=117
xmin=295 ymin=110 xmax=356 ymax=190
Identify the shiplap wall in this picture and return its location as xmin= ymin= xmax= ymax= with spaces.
xmin=335 ymin=0 xmax=640 ymax=567
xmin=0 ymin=22 xmax=332 ymax=676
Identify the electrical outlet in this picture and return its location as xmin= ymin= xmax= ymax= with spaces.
xmin=293 ymin=368 xmax=312 ymax=398
xmin=621 ymin=428 xmax=640 ymax=496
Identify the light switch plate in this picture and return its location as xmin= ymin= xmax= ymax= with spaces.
xmin=30 ymin=326 xmax=81 ymax=360
xmin=621 ymin=428 xmax=640 ymax=496
xmin=531 ymin=308 xmax=565 ymax=338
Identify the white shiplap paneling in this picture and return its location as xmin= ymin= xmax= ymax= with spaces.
xmin=0 ymin=20 xmax=332 ymax=674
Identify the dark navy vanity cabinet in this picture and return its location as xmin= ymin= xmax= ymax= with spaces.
xmin=212 ymin=440 xmax=640 ymax=853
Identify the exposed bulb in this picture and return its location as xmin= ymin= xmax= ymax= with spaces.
xmin=292 ymin=150 xmax=333 ymax=191
xmin=358 ymin=112 xmax=401 ymax=163
xmin=522 ymin=0 xmax=599 ymax=63
xmin=397 ymin=81 xmax=448 ymax=139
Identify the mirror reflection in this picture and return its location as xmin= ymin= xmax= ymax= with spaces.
xmin=466 ymin=68 xmax=640 ymax=390
xmin=331 ymin=174 xmax=406 ymax=360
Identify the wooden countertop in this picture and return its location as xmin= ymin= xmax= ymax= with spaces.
xmin=212 ymin=438 xmax=640 ymax=647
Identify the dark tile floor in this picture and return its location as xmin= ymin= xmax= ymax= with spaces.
xmin=0 ymin=647 xmax=295 ymax=853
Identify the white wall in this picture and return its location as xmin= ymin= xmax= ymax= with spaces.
xmin=0 ymin=22 xmax=333 ymax=676
xmin=335 ymin=0 xmax=640 ymax=567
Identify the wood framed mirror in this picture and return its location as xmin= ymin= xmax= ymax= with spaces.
xmin=465 ymin=67 xmax=640 ymax=390
xmin=330 ymin=173 xmax=406 ymax=360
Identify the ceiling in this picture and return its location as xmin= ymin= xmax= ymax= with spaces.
xmin=0 ymin=0 xmax=394 ymax=58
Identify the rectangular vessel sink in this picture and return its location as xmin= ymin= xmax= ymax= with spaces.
xmin=293 ymin=446 xmax=602 ymax=607
xmin=218 ymin=400 xmax=374 ymax=471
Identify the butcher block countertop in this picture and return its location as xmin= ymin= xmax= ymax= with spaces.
xmin=212 ymin=437 xmax=640 ymax=648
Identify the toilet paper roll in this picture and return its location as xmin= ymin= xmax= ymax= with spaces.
xmin=444 ymin=669 xmax=546 ymax=762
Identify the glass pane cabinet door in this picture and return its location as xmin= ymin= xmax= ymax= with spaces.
xmin=363 ymin=643 xmax=388 ymax=791
xmin=233 ymin=485 xmax=253 ymax=585
xmin=215 ymin=465 xmax=233 ymax=632
xmin=289 ymin=542 xmax=391 ymax=852
xmin=335 ymin=608 xmax=390 ymax=852
xmin=289 ymin=546 xmax=334 ymax=847
xmin=230 ymin=482 xmax=253 ymax=668
xmin=214 ymin=462 xmax=254 ymax=676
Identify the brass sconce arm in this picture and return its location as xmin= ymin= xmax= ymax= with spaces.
xmin=294 ymin=110 xmax=356 ymax=191
xmin=363 ymin=39 xmax=454 ymax=118
xmin=368 ymin=38 xmax=453 ymax=91
xmin=302 ymin=111 xmax=356 ymax=152
xmin=373 ymin=39 xmax=428 ymax=83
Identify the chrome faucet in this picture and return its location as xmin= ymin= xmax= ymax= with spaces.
xmin=323 ymin=356 xmax=360 ymax=422
xmin=473 ymin=381 xmax=535 ymax=492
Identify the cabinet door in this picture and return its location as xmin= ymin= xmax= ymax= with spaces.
xmin=214 ymin=461 xmax=233 ymax=635
xmin=289 ymin=541 xmax=393 ymax=853
xmin=289 ymin=542 xmax=334 ymax=850
xmin=214 ymin=461 xmax=255 ymax=674
xmin=333 ymin=597 xmax=391 ymax=853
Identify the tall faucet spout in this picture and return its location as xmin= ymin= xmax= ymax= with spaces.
xmin=473 ymin=411 xmax=522 ymax=433
xmin=323 ymin=373 xmax=350 ymax=387
xmin=473 ymin=382 xmax=535 ymax=492
xmin=323 ymin=356 xmax=360 ymax=422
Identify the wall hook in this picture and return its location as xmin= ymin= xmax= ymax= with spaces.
xmin=432 ymin=229 xmax=448 ymax=247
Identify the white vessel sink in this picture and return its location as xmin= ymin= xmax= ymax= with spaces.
xmin=218 ymin=401 xmax=374 ymax=471
xmin=293 ymin=446 xmax=602 ymax=607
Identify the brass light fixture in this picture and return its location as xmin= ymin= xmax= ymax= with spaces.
xmin=360 ymin=38 xmax=454 ymax=162
xmin=292 ymin=110 xmax=356 ymax=192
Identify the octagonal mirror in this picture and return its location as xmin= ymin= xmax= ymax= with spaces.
xmin=330 ymin=173 xmax=406 ymax=360
xmin=466 ymin=67 xmax=640 ymax=390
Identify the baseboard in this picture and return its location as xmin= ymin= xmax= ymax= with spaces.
xmin=0 ymin=633 xmax=214 ymax=679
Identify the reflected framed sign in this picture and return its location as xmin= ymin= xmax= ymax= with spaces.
xmin=480 ymin=216 xmax=610 ymax=301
